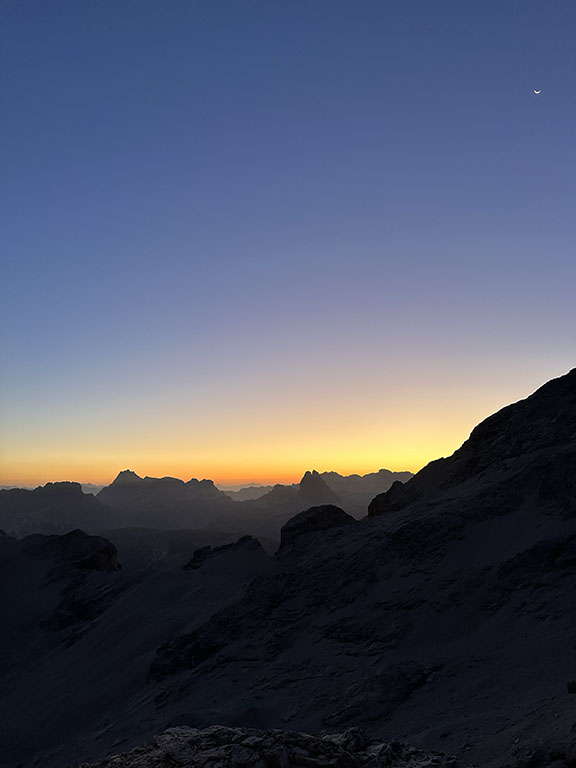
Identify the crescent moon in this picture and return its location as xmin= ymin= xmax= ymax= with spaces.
xmin=533 ymin=89 xmax=542 ymax=94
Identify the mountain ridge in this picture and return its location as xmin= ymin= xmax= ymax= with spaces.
xmin=0 ymin=467 xmax=413 ymax=541
xmin=2 ymin=370 xmax=575 ymax=766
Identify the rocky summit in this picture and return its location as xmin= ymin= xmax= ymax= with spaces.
xmin=298 ymin=469 xmax=342 ymax=505
xmin=77 ymin=725 xmax=466 ymax=768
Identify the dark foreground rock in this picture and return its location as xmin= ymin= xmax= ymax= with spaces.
xmin=280 ymin=504 xmax=357 ymax=549
xmin=77 ymin=725 xmax=467 ymax=768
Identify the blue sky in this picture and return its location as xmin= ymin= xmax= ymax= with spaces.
xmin=1 ymin=1 xmax=575 ymax=484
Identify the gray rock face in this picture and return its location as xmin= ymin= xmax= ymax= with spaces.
xmin=280 ymin=505 xmax=357 ymax=549
xmin=77 ymin=725 xmax=466 ymax=768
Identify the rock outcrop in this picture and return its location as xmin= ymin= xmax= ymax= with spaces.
xmin=183 ymin=535 xmax=266 ymax=570
xmin=77 ymin=725 xmax=466 ymax=768
xmin=280 ymin=504 xmax=357 ymax=549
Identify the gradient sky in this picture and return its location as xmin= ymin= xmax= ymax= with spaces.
xmin=1 ymin=1 xmax=575 ymax=487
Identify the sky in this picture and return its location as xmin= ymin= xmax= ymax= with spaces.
xmin=1 ymin=0 xmax=575 ymax=487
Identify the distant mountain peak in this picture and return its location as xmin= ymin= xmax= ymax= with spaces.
xmin=36 ymin=481 xmax=84 ymax=494
xmin=298 ymin=469 xmax=340 ymax=504
xmin=187 ymin=478 xmax=217 ymax=488
xmin=111 ymin=470 xmax=142 ymax=485
xmin=299 ymin=469 xmax=325 ymax=488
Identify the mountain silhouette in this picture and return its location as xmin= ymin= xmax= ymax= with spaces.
xmin=298 ymin=469 xmax=341 ymax=504
xmin=147 ymin=368 xmax=576 ymax=767
xmin=369 ymin=367 xmax=576 ymax=520
xmin=0 ymin=482 xmax=116 ymax=537
xmin=222 ymin=468 xmax=414 ymax=509
xmin=0 ymin=467 xmax=412 ymax=542
xmin=2 ymin=370 xmax=576 ymax=766
xmin=322 ymin=468 xmax=413 ymax=508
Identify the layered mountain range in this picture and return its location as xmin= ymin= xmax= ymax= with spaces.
xmin=224 ymin=468 xmax=413 ymax=506
xmin=0 ymin=482 xmax=116 ymax=537
xmin=1 ymin=369 xmax=575 ymax=767
xmin=0 ymin=467 xmax=412 ymax=542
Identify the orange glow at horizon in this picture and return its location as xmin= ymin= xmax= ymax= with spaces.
xmin=0 ymin=458 xmax=427 ymax=489
xmin=0 ymin=418 xmax=497 ymax=487
xmin=1 ymin=424 xmax=456 ymax=487
xmin=2 ymin=362 xmax=572 ymax=489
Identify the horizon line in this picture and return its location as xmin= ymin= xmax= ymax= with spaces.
xmin=0 ymin=463 xmax=419 ymax=491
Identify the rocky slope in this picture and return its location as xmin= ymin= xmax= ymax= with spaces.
xmin=78 ymin=725 xmax=466 ymax=768
xmin=144 ymin=369 xmax=576 ymax=768
xmin=0 ymin=530 xmax=271 ymax=768
xmin=369 ymin=367 xmax=576 ymax=520
xmin=99 ymin=527 xmax=278 ymax=569
xmin=0 ymin=529 xmax=122 ymax=688
xmin=2 ymin=369 xmax=576 ymax=768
